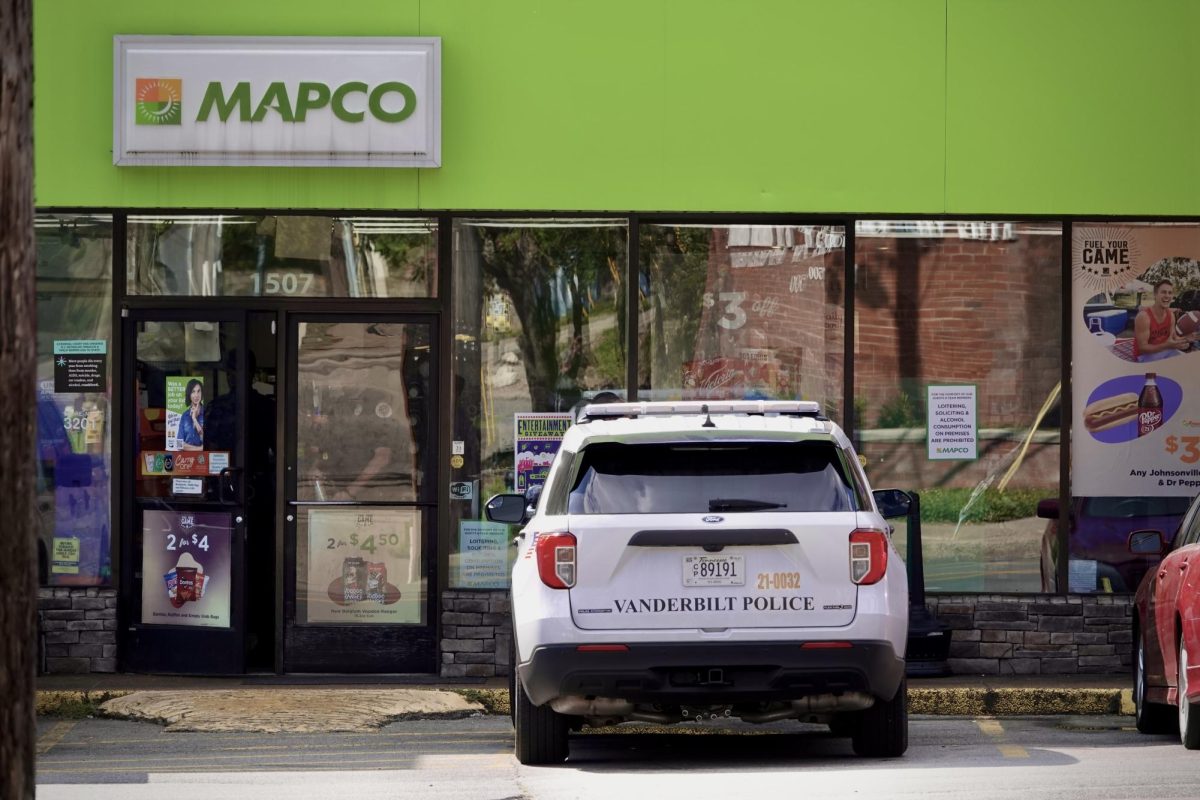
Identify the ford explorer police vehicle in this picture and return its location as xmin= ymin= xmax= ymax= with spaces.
xmin=486 ymin=400 xmax=910 ymax=764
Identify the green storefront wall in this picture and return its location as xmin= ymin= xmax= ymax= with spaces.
xmin=34 ymin=0 xmax=1200 ymax=215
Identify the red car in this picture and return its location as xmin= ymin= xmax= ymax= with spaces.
xmin=1131 ymin=492 xmax=1200 ymax=748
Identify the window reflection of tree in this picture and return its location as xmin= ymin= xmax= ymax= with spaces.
xmin=127 ymin=215 xmax=436 ymax=299
xmin=470 ymin=224 xmax=626 ymax=411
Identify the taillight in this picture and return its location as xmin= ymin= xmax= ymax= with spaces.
xmin=536 ymin=532 xmax=577 ymax=589
xmin=849 ymin=529 xmax=888 ymax=585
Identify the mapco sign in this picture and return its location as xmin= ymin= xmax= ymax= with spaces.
xmin=114 ymin=36 xmax=440 ymax=167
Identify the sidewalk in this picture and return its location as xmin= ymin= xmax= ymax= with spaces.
xmin=36 ymin=671 xmax=1134 ymax=733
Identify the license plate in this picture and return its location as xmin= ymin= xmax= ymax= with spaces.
xmin=683 ymin=555 xmax=745 ymax=587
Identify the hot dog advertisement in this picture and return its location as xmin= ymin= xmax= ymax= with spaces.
xmin=1073 ymin=225 xmax=1200 ymax=496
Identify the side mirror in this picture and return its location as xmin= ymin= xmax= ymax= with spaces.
xmin=1036 ymin=499 xmax=1059 ymax=520
xmin=872 ymin=488 xmax=912 ymax=519
xmin=524 ymin=484 xmax=543 ymax=518
xmin=485 ymin=493 xmax=528 ymax=525
xmin=1129 ymin=529 xmax=1166 ymax=556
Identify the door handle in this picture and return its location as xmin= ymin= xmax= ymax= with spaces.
xmin=219 ymin=466 xmax=245 ymax=504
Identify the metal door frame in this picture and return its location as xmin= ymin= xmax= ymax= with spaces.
xmin=281 ymin=311 xmax=440 ymax=673
xmin=118 ymin=307 xmax=250 ymax=674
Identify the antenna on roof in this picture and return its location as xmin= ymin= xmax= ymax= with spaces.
xmin=701 ymin=404 xmax=716 ymax=428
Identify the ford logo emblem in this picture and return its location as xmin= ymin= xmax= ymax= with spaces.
xmin=702 ymin=515 xmax=724 ymax=524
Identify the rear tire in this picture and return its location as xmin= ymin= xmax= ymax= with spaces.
xmin=1178 ymin=636 xmax=1200 ymax=750
xmin=1134 ymin=633 xmax=1174 ymax=734
xmin=851 ymin=679 xmax=908 ymax=758
xmin=513 ymin=679 xmax=570 ymax=765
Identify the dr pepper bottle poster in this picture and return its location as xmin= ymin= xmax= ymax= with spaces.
xmin=1072 ymin=225 xmax=1200 ymax=497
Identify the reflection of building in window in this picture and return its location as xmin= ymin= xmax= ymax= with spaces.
xmin=642 ymin=225 xmax=844 ymax=406
xmin=854 ymin=222 xmax=1061 ymax=432
xmin=126 ymin=215 xmax=437 ymax=299
xmin=296 ymin=322 xmax=424 ymax=504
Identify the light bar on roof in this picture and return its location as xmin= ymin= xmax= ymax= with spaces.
xmin=580 ymin=400 xmax=822 ymax=419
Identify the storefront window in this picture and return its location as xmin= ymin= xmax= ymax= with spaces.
xmin=127 ymin=215 xmax=437 ymax=298
xmin=35 ymin=213 xmax=114 ymax=586
xmin=639 ymin=224 xmax=846 ymax=422
xmin=854 ymin=221 xmax=1062 ymax=593
xmin=1067 ymin=223 xmax=1200 ymax=593
xmin=448 ymin=219 xmax=628 ymax=589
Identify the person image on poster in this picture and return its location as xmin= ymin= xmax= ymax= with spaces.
xmin=177 ymin=378 xmax=205 ymax=451
xmin=1134 ymin=280 xmax=1197 ymax=362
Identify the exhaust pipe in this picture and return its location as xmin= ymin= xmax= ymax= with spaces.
xmin=550 ymin=691 xmax=875 ymax=725
xmin=550 ymin=696 xmax=681 ymax=725
xmin=550 ymin=697 xmax=634 ymax=716
xmin=739 ymin=692 xmax=874 ymax=723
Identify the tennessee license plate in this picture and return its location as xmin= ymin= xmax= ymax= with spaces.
xmin=683 ymin=555 xmax=745 ymax=587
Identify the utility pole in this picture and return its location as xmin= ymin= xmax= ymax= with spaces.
xmin=0 ymin=0 xmax=37 ymax=796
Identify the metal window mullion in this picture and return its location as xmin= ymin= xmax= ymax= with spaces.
xmin=627 ymin=216 xmax=640 ymax=401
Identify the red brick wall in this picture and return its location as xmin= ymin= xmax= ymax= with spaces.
xmin=853 ymin=226 xmax=1061 ymax=490
xmin=686 ymin=226 xmax=845 ymax=413
xmin=855 ymin=229 xmax=1062 ymax=429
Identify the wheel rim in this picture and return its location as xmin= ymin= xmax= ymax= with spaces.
xmin=1180 ymin=639 xmax=1190 ymax=738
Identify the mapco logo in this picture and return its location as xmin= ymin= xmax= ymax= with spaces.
xmin=135 ymin=78 xmax=182 ymax=125
xmin=936 ymin=447 xmax=970 ymax=454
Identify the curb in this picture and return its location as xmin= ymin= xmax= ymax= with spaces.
xmin=36 ymin=690 xmax=133 ymax=719
xmin=908 ymin=687 xmax=1134 ymax=717
xmin=36 ymin=686 xmax=1133 ymax=722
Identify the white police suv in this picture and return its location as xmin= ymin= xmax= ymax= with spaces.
xmin=486 ymin=401 xmax=910 ymax=764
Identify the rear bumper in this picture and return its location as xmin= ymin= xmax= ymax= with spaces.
xmin=518 ymin=640 xmax=905 ymax=706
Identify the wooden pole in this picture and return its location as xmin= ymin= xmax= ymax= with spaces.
xmin=0 ymin=0 xmax=37 ymax=796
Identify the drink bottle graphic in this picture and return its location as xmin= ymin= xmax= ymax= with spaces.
xmin=1137 ymin=372 xmax=1163 ymax=437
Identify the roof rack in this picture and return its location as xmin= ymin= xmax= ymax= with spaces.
xmin=576 ymin=400 xmax=825 ymax=424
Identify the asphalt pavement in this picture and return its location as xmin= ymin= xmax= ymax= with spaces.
xmin=35 ymin=713 xmax=1200 ymax=800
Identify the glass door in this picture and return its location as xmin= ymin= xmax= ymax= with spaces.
xmin=121 ymin=310 xmax=262 ymax=674
xmin=284 ymin=315 xmax=438 ymax=672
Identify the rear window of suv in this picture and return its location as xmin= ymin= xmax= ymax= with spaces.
xmin=566 ymin=440 xmax=861 ymax=515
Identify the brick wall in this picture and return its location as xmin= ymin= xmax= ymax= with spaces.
xmin=439 ymin=591 xmax=1131 ymax=680
xmin=855 ymin=232 xmax=1062 ymax=429
xmin=37 ymin=587 xmax=118 ymax=673
xmin=440 ymin=590 xmax=512 ymax=679
xmin=860 ymin=433 xmax=1059 ymax=490
xmin=928 ymin=594 xmax=1132 ymax=675
xmin=36 ymin=587 xmax=1134 ymax=677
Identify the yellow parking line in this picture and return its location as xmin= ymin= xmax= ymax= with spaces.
xmin=975 ymin=719 xmax=1004 ymax=737
xmin=997 ymin=744 xmax=1029 ymax=759
xmin=36 ymin=721 xmax=76 ymax=755
xmin=974 ymin=717 xmax=1028 ymax=759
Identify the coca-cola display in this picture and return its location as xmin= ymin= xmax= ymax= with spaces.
xmin=1137 ymin=372 xmax=1163 ymax=437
